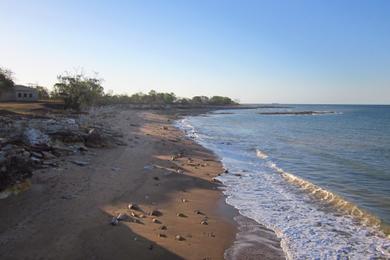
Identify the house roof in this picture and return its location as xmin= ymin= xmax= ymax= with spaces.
xmin=14 ymin=85 xmax=37 ymax=92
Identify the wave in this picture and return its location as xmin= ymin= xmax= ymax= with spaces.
xmin=257 ymin=110 xmax=341 ymax=116
xmin=264 ymin=161 xmax=382 ymax=228
xmin=255 ymin=149 xmax=269 ymax=159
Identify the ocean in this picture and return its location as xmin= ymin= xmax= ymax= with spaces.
xmin=177 ymin=105 xmax=390 ymax=259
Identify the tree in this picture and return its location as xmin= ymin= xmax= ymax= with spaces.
xmin=0 ymin=67 xmax=15 ymax=93
xmin=209 ymin=96 xmax=236 ymax=105
xmin=53 ymin=72 xmax=104 ymax=110
xmin=28 ymin=84 xmax=50 ymax=99
xmin=35 ymin=86 xmax=50 ymax=99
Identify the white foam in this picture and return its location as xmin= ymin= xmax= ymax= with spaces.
xmin=256 ymin=149 xmax=269 ymax=159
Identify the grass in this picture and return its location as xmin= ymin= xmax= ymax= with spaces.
xmin=0 ymin=100 xmax=65 ymax=115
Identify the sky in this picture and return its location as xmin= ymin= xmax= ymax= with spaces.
xmin=1 ymin=0 xmax=389 ymax=104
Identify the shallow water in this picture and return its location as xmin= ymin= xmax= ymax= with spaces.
xmin=177 ymin=105 xmax=390 ymax=259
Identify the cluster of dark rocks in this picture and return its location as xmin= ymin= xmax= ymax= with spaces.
xmin=0 ymin=113 xmax=125 ymax=191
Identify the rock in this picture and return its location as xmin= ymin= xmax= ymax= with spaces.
xmin=22 ymin=151 xmax=31 ymax=158
xmin=85 ymin=128 xmax=106 ymax=148
xmin=194 ymin=210 xmax=204 ymax=215
xmin=152 ymin=218 xmax=160 ymax=224
xmin=0 ymin=152 xmax=6 ymax=164
xmin=23 ymin=128 xmax=50 ymax=146
xmin=61 ymin=195 xmax=74 ymax=200
xmin=175 ymin=235 xmax=185 ymax=241
xmin=224 ymin=169 xmax=229 ymax=173
xmin=176 ymin=213 xmax=186 ymax=218
xmin=212 ymin=178 xmax=222 ymax=184
xmin=31 ymin=151 xmax=43 ymax=159
xmin=181 ymin=198 xmax=188 ymax=203
xmin=117 ymin=213 xmax=129 ymax=221
xmin=52 ymin=145 xmax=74 ymax=156
xmin=42 ymin=151 xmax=56 ymax=160
xmin=160 ymin=225 xmax=167 ymax=230
xmin=200 ymin=220 xmax=208 ymax=225
xmin=71 ymin=160 xmax=89 ymax=166
xmin=150 ymin=209 xmax=162 ymax=217
xmin=2 ymin=144 xmax=14 ymax=152
xmin=111 ymin=217 xmax=119 ymax=226
xmin=128 ymin=203 xmax=140 ymax=211
xmin=158 ymin=233 xmax=167 ymax=238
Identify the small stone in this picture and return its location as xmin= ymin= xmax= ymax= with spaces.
xmin=130 ymin=211 xmax=137 ymax=217
xmin=177 ymin=213 xmax=186 ymax=218
xmin=139 ymin=214 xmax=145 ymax=218
xmin=224 ymin=169 xmax=229 ymax=173
xmin=150 ymin=209 xmax=162 ymax=217
xmin=42 ymin=151 xmax=56 ymax=160
xmin=212 ymin=178 xmax=222 ymax=184
xmin=160 ymin=225 xmax=167 ymax=230
xmin=31 ymin=151 xmax=43 ymax=158
xmin=158 ymin=233 xmax=167 ymax=238
xmin=128 ymin=203 xmax=139 ymax=210
xmin=111 ymin=217 xmax=119 ymax=226
xmin=153 ymin=176 xmax=160 ymax=181
xmin=152 ymin=218 xmax=160 ymax=224
xmin=194 ymin=210 xmax=204 ymax=215
xmin=181 ymin=198 xmax=188 ymax=203
xmin=72 ymin=160 xmax=89 ymax=166
xmin=117 ymin=213 xmax=129 ymax=221
xmin=175 ymin=235 xmax=185 ymax=241
xmin=200 ymin=220 xmax=208 ymax=225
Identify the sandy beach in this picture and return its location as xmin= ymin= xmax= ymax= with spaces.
xmin=0 ymin=107 xmax=284 ymax=260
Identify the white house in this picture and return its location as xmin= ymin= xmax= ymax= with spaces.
xmin=0 ymin=85 xmax=38 ymax=102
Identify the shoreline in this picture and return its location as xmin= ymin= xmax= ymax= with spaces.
xmin=0 ymin=106 xmax=284 ymax=259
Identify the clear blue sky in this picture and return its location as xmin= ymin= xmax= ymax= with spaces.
xmin=1 ymin=0 xmax=389 ymax=104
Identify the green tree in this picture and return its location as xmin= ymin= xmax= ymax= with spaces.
xmin=53 ymin=72 xmax=104 ymax=110
xmin=31 ymin=85 xmax=50 ymax=99
xmin=209 ymin=96 xmax=236 ymax=105
xmin=0 ymin=67 xmax=15 ymax=93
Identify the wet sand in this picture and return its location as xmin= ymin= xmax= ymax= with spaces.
xmin=0 ymin=107 xmax=284 ymax=259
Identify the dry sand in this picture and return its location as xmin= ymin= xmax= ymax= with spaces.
xmin=0 ymin=107 xmax=284 ymax=259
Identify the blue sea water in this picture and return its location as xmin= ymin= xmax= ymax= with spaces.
xmin=177 ymin=105 xmax=390 ymax=259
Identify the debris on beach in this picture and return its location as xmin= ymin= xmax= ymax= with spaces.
xmin=175 ymin=235 xmax=185 ymax=241
xmin=150 ymin=209 xmax=162 ymax=217
xmin=71 ymin=160 xmax=89 ymax=166
xmin=111 ymin=217 xmax=119 ymax=226
xmin=128 ymin=203 xmax=140 ymax=211
xmin=152 ymin=218 xmax=161 ymax=224
xmin=194 ymin=210 xmax=204 ymax=215
xmin=159 ymin=225 xmax=167 ymax=230
xmin=0 ymin=110 xmax=125 ymax=192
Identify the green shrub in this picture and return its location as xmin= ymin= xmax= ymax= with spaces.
xmin=52 ymin=73 xmax=104 ymax=110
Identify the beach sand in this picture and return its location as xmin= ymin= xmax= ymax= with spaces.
xmin=0 ymin=107 xmax=284 ymax=259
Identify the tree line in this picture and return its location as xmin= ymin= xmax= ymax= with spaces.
xmin=0 ymin=68 xmax=238 ymax=110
